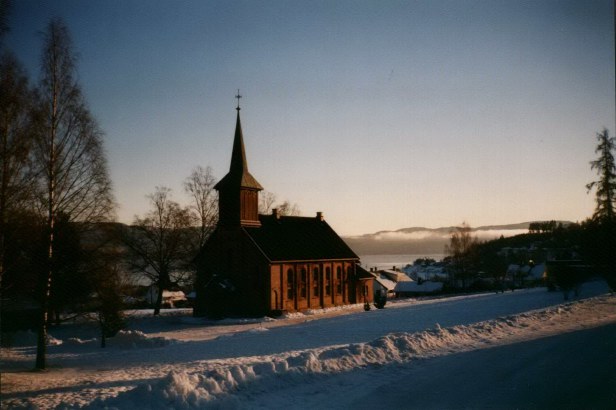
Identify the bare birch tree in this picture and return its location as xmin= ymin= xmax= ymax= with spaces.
xmin=32 ymin=18 xmax=114 ymax=370
xmin=277 ymin=200 xmax=301 ymax=216
xmin=259 ymin=190 xmax=300 ymax=216
xmin=0 ymin=51 xmax=35 ymax=290
xmin=259 ymin=190 xmax=277 ymax=214
xmin=123 ymin=187 xmax=194 ymax=315
xmin=184 ymin=166 xmax=218 ymax=249
xmin=445 ymin=222 xmax=479 ymax=289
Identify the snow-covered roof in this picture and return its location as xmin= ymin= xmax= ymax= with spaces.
xmin=507 ymin=264 xmax=546 ymax=280
xmin=374 ymin=275 xmax=397 ymax=291
xmin=380 ymin=269 xmax=414 ymax=282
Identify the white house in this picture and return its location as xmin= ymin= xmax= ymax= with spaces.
xmin=145 ymin=287 xmax=187 ymax=308
xmin=371 ymin=268 xmax=428 ymax=298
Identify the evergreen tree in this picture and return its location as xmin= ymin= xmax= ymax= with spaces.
xmin=585 ymin=128 xmax=616 ymax=291
xmin=586 ymin=129 xmax=616 ymax=223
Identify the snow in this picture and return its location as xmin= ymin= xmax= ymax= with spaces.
xmin=1 ymin=280 xmax=615 ymax=409
xmin=394 ymin=280 xmax=444 ymax=293
xmin=373 ymin=274 xmax=398 ymax=291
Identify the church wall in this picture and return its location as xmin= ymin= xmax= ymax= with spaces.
xmin=218 ymin=190 xmax=240 ymax=227
xmin=233 ymin=231 xmax=270 ymax=316
xmin=354 ymin=279 xmax=374 ymax=305
xmin=195 ymin=228 xmax=270 ymax=318
xmin=199 ymin=235 xmax=368 ymax=318
xmin=270 ymin=259 xmax=359 ymax=314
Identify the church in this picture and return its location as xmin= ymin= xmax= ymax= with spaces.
xmin=194 ymin=98 xmax=374 ymax=318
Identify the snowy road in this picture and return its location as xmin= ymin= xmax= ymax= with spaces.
xmin=1 ymin=281 xmax=615 ymax=409
xmin=246 ymin=323 xmax=616 ymax=409
xmin=138 ymin=282 xmax=611 ymax=359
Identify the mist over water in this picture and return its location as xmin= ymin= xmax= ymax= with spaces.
xmin=359 ymin=254 xmax=445 ymax=271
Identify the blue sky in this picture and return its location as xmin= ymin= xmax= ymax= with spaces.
xmin=6 ymin=0 xmax=615 ymax=235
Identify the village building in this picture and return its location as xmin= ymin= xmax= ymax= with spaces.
xmin=194 ymin=99 xmax=374 ymax=318
xmin=144 ymin=287 xmax=187 ymax=308
xmin=371 ymin=267 xmax=443 ymax=297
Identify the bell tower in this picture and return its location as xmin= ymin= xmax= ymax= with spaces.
xmin=214 ymin=91 xmax=263 ymax=227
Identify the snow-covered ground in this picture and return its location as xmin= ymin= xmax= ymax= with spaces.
xmin=2 ymin=280 xmax=615 ymax=409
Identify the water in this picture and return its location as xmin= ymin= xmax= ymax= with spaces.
xmin=359 ymin=253 xmax=444 ymax=271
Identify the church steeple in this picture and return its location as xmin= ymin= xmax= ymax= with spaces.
xmin=215 ymin=92 xmax=263 ymax=227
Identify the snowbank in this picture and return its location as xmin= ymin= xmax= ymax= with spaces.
xmin=107 ymin=330 xmax=174 ymax=349
xmin=1 ymin=329 xmax=173 ymax=351
xmin=84 ymin=295 xmax=616 ymax=409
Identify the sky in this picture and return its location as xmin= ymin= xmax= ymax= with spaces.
xmin=4 ymin=0 xmax=615 ymax=236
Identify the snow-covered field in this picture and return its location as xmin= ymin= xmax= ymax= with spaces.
xmin=2 ymin=281 xmax=615 ymax=409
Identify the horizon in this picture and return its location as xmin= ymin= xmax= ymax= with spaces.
xmin=5 ymin=0 xmax=614 ymax=236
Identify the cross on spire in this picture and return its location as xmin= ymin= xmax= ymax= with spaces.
xmin=235 ymin=89 xmax=242 ymax=111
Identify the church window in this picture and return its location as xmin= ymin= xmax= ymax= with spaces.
xmin=287 ymin=269 xmax=295 ymax=300
xmin=325 ymin=267 xmax=331 ymax=296
xmin=300 ymin=268 xmax=307 ymax=298
xmin=312 ymin=268 xmax=320 ymax=297
xmin=336 ymin=266 xmax=342 ymax=295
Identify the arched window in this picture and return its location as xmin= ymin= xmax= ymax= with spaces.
xmin=312 ymin=267 xmax=320 ymax=297
xmin=287 ymin=268 xmax=295 ymax=300
xmin=325 ymin=267 xmax=331 ymax=296
xmin=336 ymin=266 xmax=342 ymax=295
xmin=300 ymin=268 xmax=307 ymax=298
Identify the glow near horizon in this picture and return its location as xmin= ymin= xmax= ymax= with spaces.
xmin=6 ymin=0 xmax=615 ymax=236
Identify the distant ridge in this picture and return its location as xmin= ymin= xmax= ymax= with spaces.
xmin=343 ymin=221 xmax=572 ymax=255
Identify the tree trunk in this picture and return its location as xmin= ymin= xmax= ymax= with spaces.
xmin=100 ymin=317 xmax=107 ymax=348
xmin=35 ymin=262 xmax=53 ymax=369
xmin=154 ymin=281 xmax=164 ymax=316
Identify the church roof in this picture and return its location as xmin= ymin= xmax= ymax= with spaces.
xmin=215 ymin=109 xmax=263 ymax=191
xmin=243 ymin=214 xmax=359 ymax=262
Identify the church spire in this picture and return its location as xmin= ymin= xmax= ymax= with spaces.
xmin=215 ymin=92 xmax=263 ymax=227
xmin=228 ymin=104 xmax=249 ymax=178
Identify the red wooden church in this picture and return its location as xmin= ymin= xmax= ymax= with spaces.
xmin=194 ymin=100 xmax=374 ymax=318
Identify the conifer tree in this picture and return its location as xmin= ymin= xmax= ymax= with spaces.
xmin=586 ymin=129 xmax=616 ymax=223
xmin=585 ymin=128 xmax=616 ymax=291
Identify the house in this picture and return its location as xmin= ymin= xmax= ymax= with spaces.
xmin=372 ymin=268 xmax=412 ymax=297
xmin=372 ymin=271 xmax=398 ymax=297
xmin=394 ymin=280 xmax=443 ymax=296
xmin=379 ymin=269 xmax=414 ymax=283
xmin=144 ymin=287 xmax=187 ymax=308
xmin=403 ymin=263 xmax=448 ymax=281
xmin=506 ymin=262 xmax=547 ymax=286
xmin=194 ymin=100 xmax=374 ymax=318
